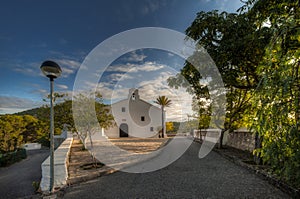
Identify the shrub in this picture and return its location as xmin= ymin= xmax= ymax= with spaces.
xmin=0 ymin=148 xmax=27 ymax=167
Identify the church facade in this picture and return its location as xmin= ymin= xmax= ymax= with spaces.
xmin=104 ymin=89 xmax=163 ymax=138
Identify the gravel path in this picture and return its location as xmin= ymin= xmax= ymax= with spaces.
xmin=110 ymin=138 xmax=169 ymax=153
xmin=61 ymin=141 xmax=289 ymax=199
xmin=68 ymin=139 xmax=108 ymax=184
xmin=0 ymin=149 xmax=49 ymax=199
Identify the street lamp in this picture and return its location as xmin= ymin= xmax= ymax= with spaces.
xmin=40 ymin=60 xmax=62 ymax=192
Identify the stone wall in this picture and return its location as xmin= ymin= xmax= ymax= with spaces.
xmin=225 ymin=128 xmax=255 ymax=152
xmin=192 ymin=128 xmax=256 ymax=152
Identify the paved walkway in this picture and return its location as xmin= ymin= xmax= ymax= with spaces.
xmin=0 ymin=149 xmax=49 ymax=199
xmin=62 ymin=140 xmax=289 ymax=198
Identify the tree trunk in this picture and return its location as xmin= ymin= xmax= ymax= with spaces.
xmin=89 ymin=130 xmax=98 ymax=167
xmin=254 ymin=132 xmax=263 ymax=165
xmin=161 ymin=106 xmax=164 ymax=138
xmin=296 ymin=61 xmax=300 ymax=135
xmin=218 ymin=129 xmax=225 ymax=149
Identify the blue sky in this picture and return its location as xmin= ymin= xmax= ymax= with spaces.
xmin=0 ymin=0 xmax=243 ymax=119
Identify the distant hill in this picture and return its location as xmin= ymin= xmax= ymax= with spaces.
xmin=15 ymin=106 xmax=50 ymax=121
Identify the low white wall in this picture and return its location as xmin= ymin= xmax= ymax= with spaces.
xmin=40 ymin=137 xmax=73 ymax=192
xmin=193 ymin=129 xmax=221 ymax=143
xmin=23 ymin=143 xmax=41 ymax=150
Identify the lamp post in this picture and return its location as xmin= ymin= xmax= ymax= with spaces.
xmin=187 ymin=114 xmax=191 ymax=137
xmin=40 ymin=60 xmax=62 ymax=192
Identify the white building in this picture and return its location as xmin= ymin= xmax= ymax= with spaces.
xmin=105 ymin=88 xmax=164 ymax=138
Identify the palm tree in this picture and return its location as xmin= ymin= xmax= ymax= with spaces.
xmin=154 ymin=96 xmax=172 ymax=138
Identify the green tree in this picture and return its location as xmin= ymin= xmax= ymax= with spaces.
xmin=0 ymin=115 xmax=49 ymax=153
xmin=17 ymin=92 xmax=114 ymax=139
xmin=0 ymin=115 xmax=24 ymax=152
xmin=43 ymin=93 xmax=73 ymax=134
xmin=73 ymin=92 xmax=114 ymax=146
xmin=19 ymin=95 xmax=77 ymax=135
xmin=53 ymin=100 xmax=74 ymax=132
xmin=169 ymin=0 xmax=300 ymax=186
xmin=72 ymin=91 xmax=114 ymax=166
xmin=21 ymin=115 xmax=49 ymax=146
xmin=22 ymin=115 xmax=40 ymax=143
xmin=154 ymin=96 xmax=172 ymax=138
xmin=191 ymin=99 xmax=211 ymax=129
xmin=168 ymin=5 xmax=271 ymax=148
xmin=247 ymin=0 xmax=300 ymax=186
xmin=165 ymin=122 xmax=174 ymax=133
xmin=18 ymin=93 xmax=70 ymax=135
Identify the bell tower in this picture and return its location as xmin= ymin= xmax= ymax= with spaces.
xmin=128 ymin=88 xmax=139 ymax=101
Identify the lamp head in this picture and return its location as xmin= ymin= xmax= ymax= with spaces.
xmin=40 ymin=60 xmax=62 ymax=79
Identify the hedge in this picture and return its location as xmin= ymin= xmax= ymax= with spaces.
xmin=0 ymin=148 xmax=27 ymax=167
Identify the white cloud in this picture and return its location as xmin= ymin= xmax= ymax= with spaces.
xmin=0 ymin=96 xmax=42 ymax=114
xmin=61 ymin=67 xmax=74 ymax=76
xmin=106 ymin=64 xmax=131 ymax=73
xmin=215 ymin=0 xmax=243 ymax=13
xmin=108 ymin=73 xmax=134 ymax=82
xmin=140 ymin=63 xmax=165 ymax=72
xmin=54 ymin=58 xmax=82 ymax=78
xmin=56 ymin=84 xmax=68 ymax=90
xmin=13 ymin=62 xmax=43 ymax=77
xmin=12 ymin=58 xmax=82 ymax=78
xmin=97 ymin=68 xmax=193 ymax=121
xmin=137 ymin=82 xmax=193 ymax=122
xmin=167 ymin=52 xmax=175 ymax=57
xmin=137 ymin=71 xmax=194 ymax=121
xmin=125 ymin=51 xmax=147 ymax=62
xmin=14 ymin=67 xmax=35 ymax=75
xmin=31 ymin=89 xmax=47 ymax=95
xmin=0 ymin=108 xmax=30 ymax=115
xmin=140 ymin=0 xmax=167 ymax=15
xmin=72 ymin=61 xmax=194 ymax=121
xmin=96 ymin=85 xmax=129 ymax=103
xmin=56 ymin=59 xmax=81 ymax=69
xmin=107 ymin=62 xmax=164 ymax=73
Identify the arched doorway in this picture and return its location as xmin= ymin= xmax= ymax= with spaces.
xmin=119 ymin=123 xmax=129 ymax=137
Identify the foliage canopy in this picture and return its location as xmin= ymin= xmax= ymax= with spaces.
xmin=168 ymin=0 xmax=300 ymax=186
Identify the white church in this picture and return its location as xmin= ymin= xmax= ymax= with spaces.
xmin=104 ymin=88 xmax=164 ymax=138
